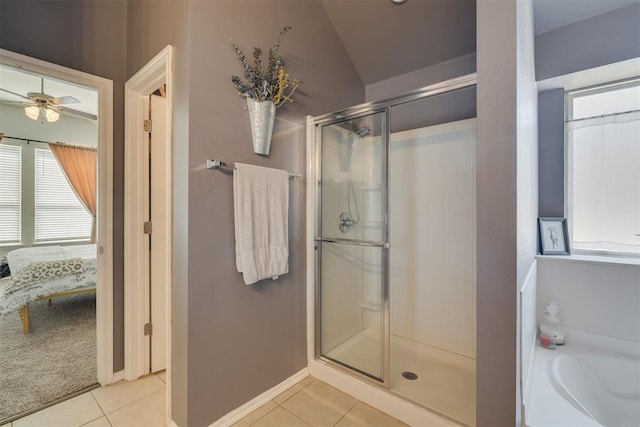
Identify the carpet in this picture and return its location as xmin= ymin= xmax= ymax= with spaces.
xmin=0 ymin=293 xmax=98 ymax=423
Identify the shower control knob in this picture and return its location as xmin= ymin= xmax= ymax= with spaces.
xmin=339 ymin=212 xmax=357 ymax=233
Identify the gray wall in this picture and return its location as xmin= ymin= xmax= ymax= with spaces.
xmin=0 ymin=0 xmax=128 ymax=372
xmin=538 ymin=89 xmax=564 ymax=217
xmin=476 ymin=1 xmax=517 ymax=423
xmin=322 ymin=0 xmax=476 ymax=86
xmin=3 ymin=2 xmax=362 ymax=424
xmin=183 ymin=2 xmax=363 ymax=425
xmin=476 ymin=0 xmax=538 ymax=424
xmin=365 ymin=53 xmax=476 ymax=102
xmin=127 ymin=1 xmax=364 ymax=425
xmin=535 ymin=3 xmax=640 ymax=81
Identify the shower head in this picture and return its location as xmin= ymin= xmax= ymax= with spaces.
xmin=352 ymin=127 xmax=371 ymax=138
xmin=341 ymin=126 xmax=370 ymax=172
xmin=337 ymin=120 xmax=372 ymax=138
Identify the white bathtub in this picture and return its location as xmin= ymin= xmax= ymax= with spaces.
xmin=526 ymin=336 xmax=640 ymax=427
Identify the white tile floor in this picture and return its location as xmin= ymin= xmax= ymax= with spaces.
xmin=3 ymin=373 xmax=407 ymax=427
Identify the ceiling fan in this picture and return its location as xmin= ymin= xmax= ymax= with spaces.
xmin=0 ymin=77 xmax=97 ymax=122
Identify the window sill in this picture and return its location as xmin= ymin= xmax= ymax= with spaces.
xmin=536 ymin=253 xmax=640 ymax=267
xmin=33 ymin=240 xmax=91 ymax=246
xmin=0 ymin=243 xmax=22 ymax=249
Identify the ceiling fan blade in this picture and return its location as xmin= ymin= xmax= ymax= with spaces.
xmin=0 ymin=87 xmax=31 ymax=100
xmin=56 ymin=105 xmax=97 ymax=120
xmin=50 ymin=95 xmax=80 ymax=105
xmin=0 ymin=100 xmax=34 ymax=106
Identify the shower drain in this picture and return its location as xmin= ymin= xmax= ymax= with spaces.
xmin=401 ymin=371 xmax=418 ymax=380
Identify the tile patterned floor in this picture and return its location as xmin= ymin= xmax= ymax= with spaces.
xmin=233 ymin=376 xmax=407 ymax=427
xmin=2 ymin=373 xmax=407 ymax=427
xmin=4 ymin=372 xmax=166 ymax=427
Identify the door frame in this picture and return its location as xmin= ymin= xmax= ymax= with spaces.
xmin=307 ymin=108 xmax=391 ymax=389
xmin=123 ymin=44 xmax=173 ymax=412
xmin=0 ymin=48 xmax=115 ymax=385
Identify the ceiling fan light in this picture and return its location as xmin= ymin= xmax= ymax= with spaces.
xmin=45 ymin=108 xmax=60 ymax=123
xmin=25 ymin=105 xmax=40 ymax=120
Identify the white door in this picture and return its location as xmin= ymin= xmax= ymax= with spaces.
xmin=146 ymin=94 xmax=168 ymax=372
xmin=123 ymin=49 xmax=174 ymax=382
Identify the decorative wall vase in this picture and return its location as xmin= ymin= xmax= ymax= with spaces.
xmin=247 ymin=98 xmax=276 ymax=155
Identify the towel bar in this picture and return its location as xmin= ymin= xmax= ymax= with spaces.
xmin=206 ymin=159 xmax=301 ymax=180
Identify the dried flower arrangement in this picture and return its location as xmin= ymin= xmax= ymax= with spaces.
xmin=231 ymin=26 xmax=302 ymax=107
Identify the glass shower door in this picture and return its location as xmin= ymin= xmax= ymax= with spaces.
xmin=316 ymin=111 xmax=388 ymax=382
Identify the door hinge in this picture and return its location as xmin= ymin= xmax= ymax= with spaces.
xmin=144 ymin=221 xmax=152 ymax=234
xmin=144 ymin=119 xmax=152 ymax=133
xmin=144 ymin=322 xmax=153 ymax=336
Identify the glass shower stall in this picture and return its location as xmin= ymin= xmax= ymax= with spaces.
xmin=310 ymin=75 xmax=477 ymax=426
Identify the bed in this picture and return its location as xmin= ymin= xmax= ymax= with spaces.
xmin=0 ymin=244 xmax=97 ymax=335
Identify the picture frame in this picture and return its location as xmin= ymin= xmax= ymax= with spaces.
xmin=538 ymin=217 xmax=570 ymax=255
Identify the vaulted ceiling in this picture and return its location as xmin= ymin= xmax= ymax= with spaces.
xmin=321 ymin=0 xmax=639 ymax=87
xmin=533 ymin=0 xmax=639 ymax=34
xmin=2 ymin=0 xmax=637 ymax=104
xmin=322 ymin=0 xmax=476 ymax=86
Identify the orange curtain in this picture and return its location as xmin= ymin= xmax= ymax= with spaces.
xmin=48 ymin=143 xmax=98 ymax=243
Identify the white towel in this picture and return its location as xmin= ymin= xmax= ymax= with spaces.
xmin=233 ymin=163 xmax=289 ymax=285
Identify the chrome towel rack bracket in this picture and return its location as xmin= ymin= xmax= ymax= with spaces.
xmin=206 ymin=159 xmax=301 ymax=180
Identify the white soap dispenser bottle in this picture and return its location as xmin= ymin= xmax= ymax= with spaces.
xmin=539 ymin=301 xmax=566 ymax=345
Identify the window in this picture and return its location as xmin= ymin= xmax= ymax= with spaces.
xmin=0 ymin=142 xmax=91 ymax=246
xmin=0 ymin=144 xmax=22 ymax=245
xmin=566 ymin=79 xmax=640 ymax=256
xmin=35 ymin=149 xmax=92 ymax=242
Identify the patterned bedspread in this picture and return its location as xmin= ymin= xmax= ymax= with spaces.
xmin=0 ymin=244 xmax=97 ymax=315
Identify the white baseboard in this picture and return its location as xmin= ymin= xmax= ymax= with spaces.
xmin=209 ymin=368 xmax=309 ymax=427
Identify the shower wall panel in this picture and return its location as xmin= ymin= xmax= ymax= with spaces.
xmin=389 ymin=118 xmax=477 ymax=358
xmin=354 ymin=135 xmax=383 ymax=331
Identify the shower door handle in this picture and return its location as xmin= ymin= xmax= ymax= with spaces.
xmin=315 ymin=237 xmax=389 ymax=248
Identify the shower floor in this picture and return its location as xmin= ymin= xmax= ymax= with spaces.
xmin=325 ymin=329 xmax=476 ymax=426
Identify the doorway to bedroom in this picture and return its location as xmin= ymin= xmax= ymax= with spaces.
xmin=0 ymin=51 xmax=112 ymax=424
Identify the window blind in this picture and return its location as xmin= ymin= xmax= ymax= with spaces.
xmin=35 ymin=148 xmax=92 ymax=242
xmin=0 ymin=144 xmax=21 ymax=244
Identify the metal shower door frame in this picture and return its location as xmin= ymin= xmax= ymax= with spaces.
xmin=314 ymin=106 xmax=391 ymax=387
xmin=311 ymin=73 xmax=477 ymax=392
